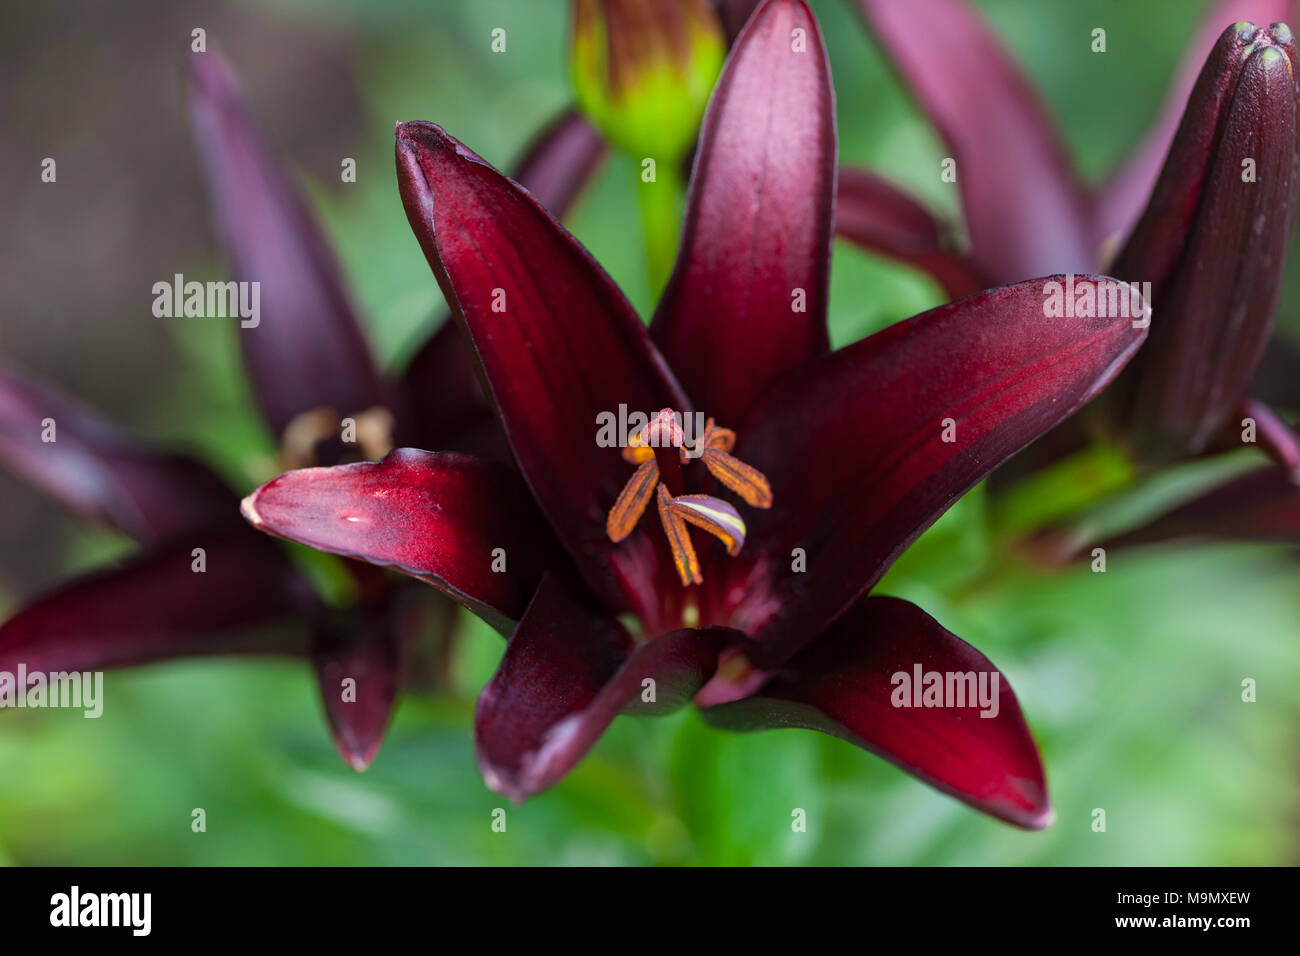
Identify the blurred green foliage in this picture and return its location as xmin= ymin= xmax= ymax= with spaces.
xmin=1 ymin=0 xmax=1297 ymax=865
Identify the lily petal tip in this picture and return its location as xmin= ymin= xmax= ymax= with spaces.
xmin=478 ymin=759 xmax=528 ymax=805
xmin=239 ymin=493 xmax=263 ymax=527
xmin=1026 ymin=800 xmax=1056 ymax=831
xmin=344 ymin=749 xmax=375 ymax=773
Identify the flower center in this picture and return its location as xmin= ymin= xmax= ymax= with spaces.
xmin=605 ymin=408 xmax=772 ymax=586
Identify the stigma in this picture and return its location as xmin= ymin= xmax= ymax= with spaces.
xmin=605 ymin=408 xmax=772 ymax=586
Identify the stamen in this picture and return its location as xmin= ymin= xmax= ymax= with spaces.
xmin=666 ymin=494 xmax=746 ymax=555
xmin=701 ymin=448 xmax=773 ymax=508
xmin=692 ymin=418 xmax=734 ymax=454
xmin=606 ymin=458 xmax=659 ymax=542
xmin=622 ymin=432 xmax=654 ymax=464
xmin=657 ymin=485 xmax=702 ymax=586
xmin=606 ymin=410 xmax=773 ymax=587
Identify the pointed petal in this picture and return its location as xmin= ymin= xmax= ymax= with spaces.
xmin=0 ymin=361 xmax=237 ymax=544
xmin=851 ymin=0 xmax=1093 ymax=282
xmin=0 ymin=531 xmax=315 ymax=674
xmin=241 ymin=449 xmax=559 ymax=634
xmin=650 ymin=0 xmax=835 ymax=427
xmin=734 ymin=276 xmax=1148 ymax=667
xmin=398 ymin=110 xmax=606 ymax=459
xmin=189 ymin=46 xmax=389 ymax=436
xmin=836 ymin=167 xmax=987 ymax=299
xmin=702 ymin=595 xmax=1052 ymax=829
xmin=1105 ymin=24 xmax=1300 ymax=459
xmin=474 ymin=577 xmax=732 ymax=801
xmin=1099 ymin=0 xmax=1300 ymax=243
xmin=396 ymin=121 xmax=688 ymax=615
xmin=311 ymin=608 xmax=403 ymax=771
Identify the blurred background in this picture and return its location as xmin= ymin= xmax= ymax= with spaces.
xmin=1 ymin=0 xmax=1297 ymax=865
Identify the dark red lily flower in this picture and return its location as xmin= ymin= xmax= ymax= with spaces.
xmin=242 ymin=0 xmax=1149 ymax=827
xmin=0 ymin=46 xmax=604 ymax=770
xmin=844 ymin=0 xmax=1300 ymax=473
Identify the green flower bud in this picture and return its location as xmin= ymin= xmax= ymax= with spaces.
xmin=571 ymin=0 xmax=726 ymax=160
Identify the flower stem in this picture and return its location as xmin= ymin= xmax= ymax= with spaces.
xmin=638 ymin=159 xmax=685 ymax=297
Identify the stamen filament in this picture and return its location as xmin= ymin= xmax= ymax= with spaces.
xmin=657 ymin=485 xmax=702 ymax=586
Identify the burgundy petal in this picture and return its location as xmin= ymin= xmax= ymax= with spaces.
xmin=242 ymin=449 xmax=559 ymax=634
xmin=474 ymin=577 xmax=733 ymax=801
xmin=311 ymin=607 xmax=403 ymax=772
xmin=0 ymin=361 xmax=237 ymax=544
xmin=189 ymin=46 xmax=389 ymax=437
xmin=1102 ymin=23 xmax=1300 ymax=460
xmin=851 ymin=0 xmax=1093 ymax=282
xmin=398 ymin=110 xmax=605 ymax=459
xmin=0 ymin=530 xmax=315 ymax=675
xmin=650 ymin=0 xmax=835 ymax=427
xmin=836 ymin=166 xmax=988 ymax=299
xmin=1098 ymin=0 xmax=1299 ymax=244
xmin=396 ymin=121 xmax=688 ymax=618
xmin=702 ymin=595 xmax=1052 ymax=829
xmin=731 ymin=276 xmax=1147 ymax=667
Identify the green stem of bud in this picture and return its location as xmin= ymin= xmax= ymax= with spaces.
xmin=637 ymin=159 xmax=685 ymax=297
